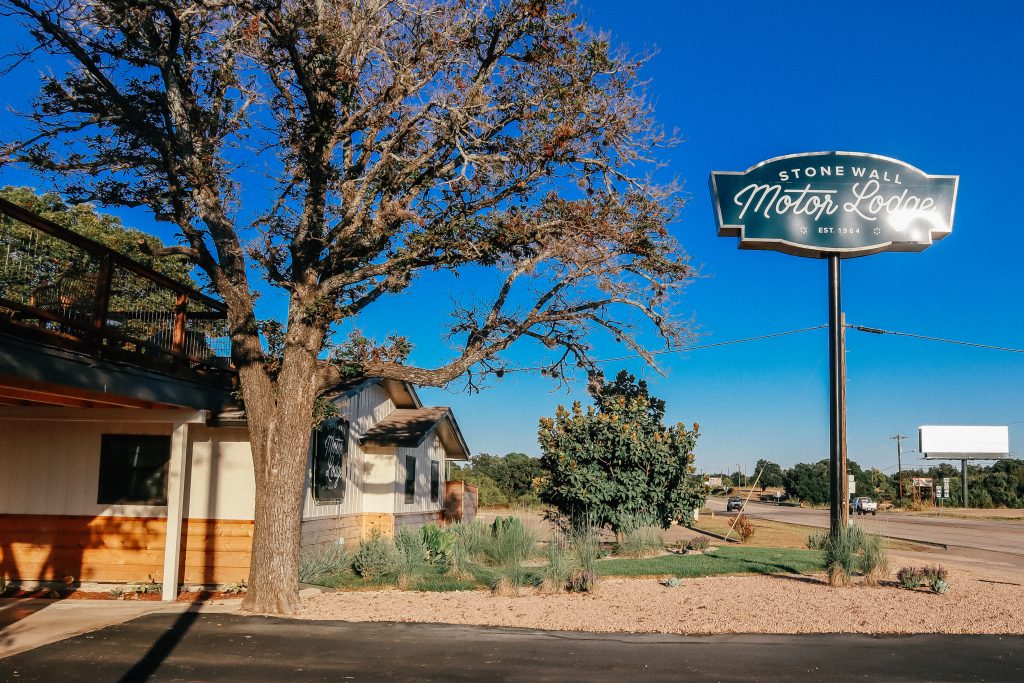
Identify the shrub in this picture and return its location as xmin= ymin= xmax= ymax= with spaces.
xmin=298 ymin=544 xmax=349 ymax=584
xmin=421 ymin=524 xmax=455 ymax=564
xmin=897 ymin=566 xmax=924 ymax=590
xmin=805 ymin=530 xmax=828 ymax=550
xmin=922 ymin=565 xmax=950 ymax=593
xmin=351 ymin=533 xmax=400 ymax=580
xmin=733 ymin=514 xmax=755 ymax=543
xmin=859 ymin=533 xmax=889 ymax=586
xmin=615 ymin=526 xmax=664 ymax=558
xmin=447 ymin=520 xmax=490 ymax=577
xmin=824 ymin=529 xmax=857 ymax=587
xmin=686 ymin=535 xmax=712 ymax=552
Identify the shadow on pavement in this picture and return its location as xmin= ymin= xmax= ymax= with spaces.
xmin=117 ymin=604 xmax=200 ymax=683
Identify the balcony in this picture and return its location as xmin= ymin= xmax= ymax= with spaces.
xmin=0 ymin=197 xmax=233 ymax=388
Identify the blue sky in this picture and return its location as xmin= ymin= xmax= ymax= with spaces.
xmin=2 ymin=1 xmax=1021 ymax=474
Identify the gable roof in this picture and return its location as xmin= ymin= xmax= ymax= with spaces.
xmin=360 ymin=406 xmax=470 ymax=460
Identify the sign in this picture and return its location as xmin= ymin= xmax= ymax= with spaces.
xmin=920 ymin=425 xmax=1010 ymax=460
xmin=312 ymin=417 xmax=349 ymax=502
xmin=710 ymin=152 xmax=958 ymax=258
xmin=848 ymin=473 xmax=855 ymax=495
xmin=912 ymin=477 xmax=932 ymax=488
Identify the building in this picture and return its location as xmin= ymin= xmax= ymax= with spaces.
xmin=0 ymin=197 xmax=472 ymax=600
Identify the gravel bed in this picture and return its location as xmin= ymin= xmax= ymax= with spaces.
xmin=297 ymin=573 xmax=1023 ymax=634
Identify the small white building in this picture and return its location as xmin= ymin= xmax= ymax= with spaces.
xmin=0 ymin=374 xmax=470 ymax=597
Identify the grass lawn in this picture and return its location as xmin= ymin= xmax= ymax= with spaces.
xmin=310 ymin=546 xmax=827 ymax=591
xmin=597 ymin=546 xmax=825 ymax=578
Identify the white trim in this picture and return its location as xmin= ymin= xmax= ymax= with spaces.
xmin=162 ymin=420 xmax=190 ymax=601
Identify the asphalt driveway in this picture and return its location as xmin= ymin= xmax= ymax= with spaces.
xmin=2 ymin=612 xmax=1022 ymax=682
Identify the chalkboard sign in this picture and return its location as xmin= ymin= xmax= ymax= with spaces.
xmin=312 ymin=417 xmax=349 ymax=503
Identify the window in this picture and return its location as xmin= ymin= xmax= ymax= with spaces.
xmin=404 ymin=455 xmax=416 ymax=504
xmin=98 ymin=434 xmax=171 ymax=505
xmin=430 ymin=460 xmax=440 ymax=503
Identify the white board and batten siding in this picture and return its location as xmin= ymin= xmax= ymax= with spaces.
xmin=396 ymin=434 xmax=446 ymax=515
xmin=300 ymin=382 xmax=396 ymax=520
xmin=0 ymin=417 xmax=254 ymax=520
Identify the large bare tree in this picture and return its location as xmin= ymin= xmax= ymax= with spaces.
xmin=1 ymin=0 xmax=694 ymax=614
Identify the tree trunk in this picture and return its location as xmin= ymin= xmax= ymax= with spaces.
xmin=239 ymin=313 xmax=323 ymax=615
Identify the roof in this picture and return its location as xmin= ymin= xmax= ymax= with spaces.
xmin=360 ymin=406 xmax=471 ymax=460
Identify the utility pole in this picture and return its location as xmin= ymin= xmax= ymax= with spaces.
xmin=890 ymin=434 xmax=907 ymax=503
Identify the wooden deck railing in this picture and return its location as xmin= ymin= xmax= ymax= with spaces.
xmin=0 ymin=197 xmax=233 ymax=384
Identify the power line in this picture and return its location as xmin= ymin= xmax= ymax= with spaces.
xmin=849 ymin=325 xmax=1024 ymax=354
xmin=591 ymin=324 xmax=828 ymax=365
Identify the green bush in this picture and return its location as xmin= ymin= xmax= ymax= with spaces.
xmin=541 ymin=537 xmax=573 ymax=592
xmin=298 ymin=544 xmax=349 ymax=584
xmin=922 ymin=565 xmax=949 ymax=593
xmin=420 ymin=524 xmax=455 ymax=564
xmin=897 ymin=566 xmax=924 ymax=589
xmin=686 ymin=535 xmax=712 ymax=552
xmin=351 ymin=533 xmax=401 ymax=580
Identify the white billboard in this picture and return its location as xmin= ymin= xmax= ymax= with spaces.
xmin=919 ymin=425 xmax=1010 ymax=460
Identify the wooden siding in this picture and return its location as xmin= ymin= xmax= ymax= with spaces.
xmin=0 ymin=514 xmax=252 ymax=585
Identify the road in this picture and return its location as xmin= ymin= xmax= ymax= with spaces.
xmin=708 ymin=496 xmax=1024 ymax=576
xmin=1 ymin=613 xmax=1022 ymax=682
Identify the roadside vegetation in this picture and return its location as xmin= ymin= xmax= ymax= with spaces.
xmin=300 ymin=518 xmax=826 ymax=594
xmin=708 ymin=457 xmax=1024 ymax=509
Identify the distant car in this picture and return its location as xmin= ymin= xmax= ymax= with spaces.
xmin=852 ymin=497 xmax=878 ymax=516
xmin=726 ymin=496 xmax=744 ymax=512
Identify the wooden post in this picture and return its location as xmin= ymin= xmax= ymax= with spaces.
xmin=91 ymin=257 xmax=113 ymax=335
xmin=171 ymin=292 xmax=188 ymax=357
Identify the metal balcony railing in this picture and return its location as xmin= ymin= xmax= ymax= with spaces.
xmin=0 ymin=197 xmax=233 ymax=383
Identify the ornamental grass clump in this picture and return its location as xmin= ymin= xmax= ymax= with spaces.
xmin=298 ymin=544 xmax=349 ymax=584
xmin=615 ymin=525 xmax=665 ymax=558
xmin=824 ymin=528 xmax=858 ymax=587
xmin=540 ymin=537 xmax=573 ymax=593
xmin=858 ymin=533 xmax=889 ymax=586
xmin=566 ymin=526 xmax=601 ymax=592
xmin=805 ymin=530 xmax=828 ymax=550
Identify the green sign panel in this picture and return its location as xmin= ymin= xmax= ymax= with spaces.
xmin=710 ymin=152 xmax=958 ymax=258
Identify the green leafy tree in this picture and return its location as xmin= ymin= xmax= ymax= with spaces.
xmin=465 ymin=452 xmax=547 ymax=502
xmin=782 ymin=460 xmax=830 ymax=505
xmin=446 ymin=466 xmax=507 ymax=506
xmin=538 ymin=371 xmax=705 ymax=533
xmin=0 ymin=187 xmax=194 ymax=308
xmin=754 ymin=459 xmax=784 ymax=490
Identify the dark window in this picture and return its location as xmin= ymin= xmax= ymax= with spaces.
xmin=98 ymin=435 xmax=171 ymax=505
xmin=430 ymin=460 xmax=440 ymax=503
xmin=404 ymin=455 xmax=416 ymax=504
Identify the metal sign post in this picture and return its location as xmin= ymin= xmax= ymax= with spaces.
xmin=711 ymin=151 xmax=958 ymax=540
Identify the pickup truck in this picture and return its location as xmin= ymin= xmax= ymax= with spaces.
xmin=852 ymin=497 xmax=878 ymax=516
